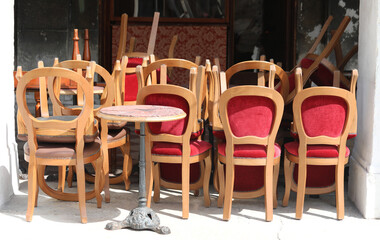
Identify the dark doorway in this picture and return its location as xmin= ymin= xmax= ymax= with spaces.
xmin=232 ymin=0 xmax=296 ymax=70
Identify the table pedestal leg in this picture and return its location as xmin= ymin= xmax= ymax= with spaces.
xmin=105 ymin=122 xmax=170 ymax=234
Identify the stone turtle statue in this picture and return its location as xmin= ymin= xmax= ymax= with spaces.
xmin=105 ymin=206 xmax=170 ymax=234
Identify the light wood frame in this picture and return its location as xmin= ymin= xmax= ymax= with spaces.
xmin=217 ymin=83 xmax=284 ymax=222
xmin=136 ymin=84 xmax=212 ymax=219
xmin=16 ymin=67 xmax=103 ymax=223
xmin=282 ymin=68 xmax=357 ymax=220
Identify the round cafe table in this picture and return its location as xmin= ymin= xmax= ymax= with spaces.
xmin=97 ymin=105 xmax=186 ymax=234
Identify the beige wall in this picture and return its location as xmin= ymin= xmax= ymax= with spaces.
xmin=0 ymin=0 xmax=18 ymax=207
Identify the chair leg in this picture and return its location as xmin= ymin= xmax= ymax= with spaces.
xmin=203 ymin=155 xmax=211 ymax=207
xmin=336 ymin=164 xmax=345 ymax=220
xmin=102 ymin=145 xmax=110 ymax=203
xmin=76 ymin=162 xmax=88 ymax=224
xmin=58 ymin=166 xmax=66 ymax=192
xmin=26 ymin=163 xmax=37 ymax=222
xmin=182 ymin=162 xmax=190 ymax=219
xmin=217 ymin=160 xmax=225 ymax=208
xmin=67 ymin=166 xmax=74 ymax=188
xmin=120 ymin=143 xmax=131 ymax=190
xmin=223 ymin=162 xmax=234 ymax=221
xmin=146 ymin=157 xmax=154 ymax=208
xmin=153 ymin=163 xmax=161 ymax=203
xmin=295 ymin=161 xmax=307 ymax=220
xmin=282 ymin=154 xmax=292 ymax=207
xmin=265 ymin=164 xmax=274 ymax=222
xmin=273 ymin=163 xmax=280 ymax=209
xmin=95 ymin=156 xmax=103 ymax=208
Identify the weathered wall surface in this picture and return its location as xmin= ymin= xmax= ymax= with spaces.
xmin=297 ymin=0 xmax=359 ymax=70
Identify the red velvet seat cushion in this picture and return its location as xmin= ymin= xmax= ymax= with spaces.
xmin=212 ymin=130 xmax=225 ymax=140
xmin=126 ymin=57 xmax=143 ymax=68
xmin=284 ymin=141 xmax=350 ymax=158
xmin=293 ymin=164 xmax=336 ymax=188
xmin=152 ymin=140 xmax=212 ymax=184
xmin=152 ymin=140 xmax=212 ymax=156
xmin=227 ymin=96 xmax=275 ymax=137
xmin=218 ymin=142 xmax=281 ymax=159
xmin=223 ymin=165 xmax=265 ymax=192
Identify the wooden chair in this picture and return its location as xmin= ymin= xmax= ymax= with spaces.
xmin=285 ymin=16 xmax=351 ymax=105
xmin=137 ymin=84 xmax=212 ymax=219
xmin=217 ymin=65 xmax=284 ymax=221
xmin=136 ymin=60 xmax=208 ymax=198
xmin=16 ymin=66 xmax=103 ymax=223
xmin=282 ymin=68 xmax=357 ymax=220
xmin=52 ymin=59 xmax=132 ymax=196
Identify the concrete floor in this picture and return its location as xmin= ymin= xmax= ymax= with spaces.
xmin=4 ymin=127 xmax=379 ymax=239
xmin=1 ymin=172 xmax=379 ymax=240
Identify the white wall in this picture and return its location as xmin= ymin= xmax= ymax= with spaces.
xmin=0 ymin=0 xmax=19 ymax=207
xmin=348 ymin=0 xmax=380 ymax=218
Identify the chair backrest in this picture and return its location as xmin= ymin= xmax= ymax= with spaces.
xmin=292 ymin=84 xmax=356 ymax=149
xmin=136 ymin=84 xmax=197 ymax=142
xmin=137 ymin=60 xmax=206 ymax=138
xmin=219 ymin=85 xmax=284 ymax=148
xmin=223 ymin=60 xmax=289 ymax=102
xmin=16 ymin=67 xmax=94 ymax=146
xmin=53 ymin=58 xmax=115 ymax=116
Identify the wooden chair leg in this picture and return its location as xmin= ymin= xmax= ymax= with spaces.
xmin=223 ymin=162 xmax=234 ymax=220
xmin=295 ymin=161 xmax=307 ymax=220
xmin=120 ymin=142 xmax=131 ymax=190
xmin=67 ymin=166 xmax=74 ymax=188
xmin=58 ymin=166 xmax=66 ymax=192
xmin=95 ymin=156 xmax=103 ymax=208
xmin=26 ymin=163 xmax=37 ymax=222
xmin=282 ymin=155 xmax=292 ymax=207
xmin=76 ymin=162 xmax=88 ymax=224
xmin=102 ymin=145 xmax=110 ymax=203
xmin=153 ymin=163 xmax=161 ymax=203
xmin=203 ymin=155 xmax=211 ymax=207
xmin=265 ymin=164 xmax=274 ymax=222
xmin=273 ymin=163 xmax=280 ymax=209
xmin=336 ymin=163 xmax=345 ymax=220
xmin=182 ymin=162 xmax=190 ymax=219
xmin=217 ymin=160 xmax=224 ymax=208
xmin=146 ymin=155 xmax=154 ymax=208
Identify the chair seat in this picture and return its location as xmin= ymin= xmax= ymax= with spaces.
xmin=218 ymin=142 xmax=281 ymax=159
xmin=152 ymin=140 xmax=212 ymax=156
xmin=107 ymin=120 xmax=128 ymax=129
xmin=107 ymin=127 xmax=129 ymax=144
xmin=285 ymin=141 xmax=350 ymax=158
xmin=18 ymin=116 xmax=98 ymax=143
xmin=126 ymin=57 xmax=143 ymax=68
xmin=213 ymin=130 xmax=225 ymax=140
xmin=23 ymin=138 xmax=101 ymax=161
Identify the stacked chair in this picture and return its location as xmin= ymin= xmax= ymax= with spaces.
xmin=282 ymin=68 xmax=358 ymax=220
xmin=135 ymin=57 xmax=211 ymax=219
xmin=16 ymin=65 xmax=103 ymax=223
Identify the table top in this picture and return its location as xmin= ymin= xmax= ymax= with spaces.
xmin=97 ymin=105 xmax=186 ymax=122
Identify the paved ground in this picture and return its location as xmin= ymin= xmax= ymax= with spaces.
xmin=5 ymin=126 xmax=378 ymax=239
xmin=1 ymin=172 xmax=379 ymax=240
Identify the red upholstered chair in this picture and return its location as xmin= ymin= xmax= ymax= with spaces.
xmin=16 ymin=66 xmax=103 ymax=223
xmin=136 ymin=84 xmax=212 ymax=219
xmin=285 ymin=16 xmax=351 ymax=105
xmin=217 ymin=65 xmax=284 ymax=221
xmin=282 ymin=68 xmax=357 ymax=220
xmin=136 ymin=60 xmax=208 ymax=197
xmin=213 ymin=62 xmax=288 ymax=198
